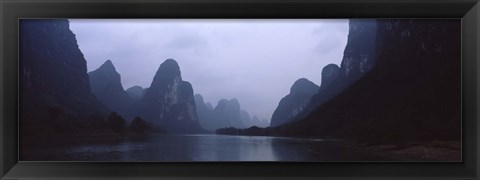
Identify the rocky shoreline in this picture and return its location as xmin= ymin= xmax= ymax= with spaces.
xmin=339 ymin=140 xmax=461 ymax=161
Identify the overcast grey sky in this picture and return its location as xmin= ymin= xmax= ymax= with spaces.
xmin=69 ymin=19 xmax=349 ymax=121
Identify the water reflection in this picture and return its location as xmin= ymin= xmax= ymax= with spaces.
xmin=20 ymin=134 xmax=388 ymax=161
xmin=270 ymin=137 xmax=311 ymax=161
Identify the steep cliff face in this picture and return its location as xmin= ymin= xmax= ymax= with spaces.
xmin=270 ymin=78 xmax=319 ymax=127
xmin=88 ymin=60 xmax=132 ymax=119
xmin=20 ymin=19 xmax=108 ymax=128
xmin=374 ymin=19 xmax=458 ymax=70
xmin=140 ymin=59 xmax=202 ymax=133
xmin=339 ymin=19 xmax=377 ymax=83
xmin=294 ymin=19 xmax=377 ymax=121
xmin=280 ymin=19 xmax=461 ymax=143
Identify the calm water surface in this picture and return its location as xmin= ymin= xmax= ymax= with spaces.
xmin=20 ymin=134 xmax=391 ymax=161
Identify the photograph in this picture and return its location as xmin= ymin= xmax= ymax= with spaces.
xmin=19 ymin=18 xmax=461 ymax=162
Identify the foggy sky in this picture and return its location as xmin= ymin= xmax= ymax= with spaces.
xmin=69 ymin=19 xmax=349 ymax=121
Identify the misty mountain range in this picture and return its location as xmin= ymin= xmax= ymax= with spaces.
xmin=88 ymin=57 xmax=271 ymax=133
xmin=194 ymin=94 xmax=269 ymax=130
xmin=20 ymin=19 xmax=460 ymax=145
xmin=20 ymin=19 xmax=268 ymax=134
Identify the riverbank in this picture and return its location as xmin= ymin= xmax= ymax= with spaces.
xmin=20 ymin=128 xmax=158 ymax=139
xmin=338 ymin=140 xmax=461 ymax=161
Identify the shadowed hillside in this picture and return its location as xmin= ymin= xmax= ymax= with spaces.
xmin=19 ymin=19 xmax=110 ymax=136
xmin=276 ymin=19 xmax=461 ymax=144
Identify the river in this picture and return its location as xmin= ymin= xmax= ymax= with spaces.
xmin=20 ymin=134 xmax=392 ymax=161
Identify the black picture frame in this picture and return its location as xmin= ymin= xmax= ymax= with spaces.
xmin=1 ymin=0 xmax=479 ymax=179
